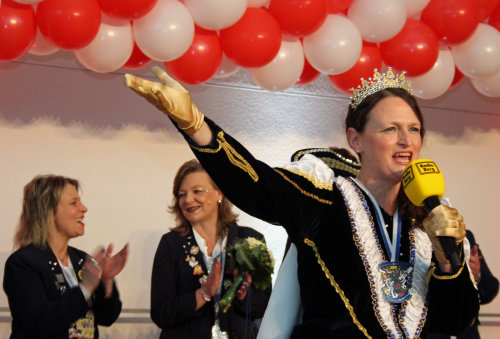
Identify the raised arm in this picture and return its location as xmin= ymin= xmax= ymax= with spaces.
xmin=124 ymin=67 xmax=212 ymax=146
xmin=124 ymin=68 xmax=333 ymax=241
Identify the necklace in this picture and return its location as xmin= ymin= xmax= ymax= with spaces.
xmin=353 ymin=178 xmax=414 ymax=303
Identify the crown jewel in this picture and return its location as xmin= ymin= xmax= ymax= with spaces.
xmin=350 ymin=68 xmax=413 ymax=109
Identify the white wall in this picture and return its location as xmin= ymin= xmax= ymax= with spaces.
xmin=1 ymin=52 xmax=499 ymax=337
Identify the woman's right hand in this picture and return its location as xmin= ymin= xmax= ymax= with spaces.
xmin=203 ymin=258 xmax=222 ymax=298
xmin=81 ymin=253 xmax=104 ymax=294
xmin=124 ymin=67 xmax=204 ymax=136
xmin=423 ymin=205 xmax=466 ymax=265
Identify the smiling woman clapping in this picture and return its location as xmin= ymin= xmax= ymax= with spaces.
xmin=3 ymin=175 xmax=128 ymax=339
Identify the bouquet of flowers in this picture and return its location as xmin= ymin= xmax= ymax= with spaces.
xmin=220 ymin=237 xmax=274 ymax=313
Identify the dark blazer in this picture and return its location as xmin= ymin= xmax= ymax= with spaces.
xmin=428 ymin=230 xmax=499 ymax=339
xmin=3 ymin=245 xmax=122 ymax=339
xmin=150 ymin=225 xmax=271 ymax=339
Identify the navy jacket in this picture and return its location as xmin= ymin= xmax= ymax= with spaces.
xmin=3 ymin=245 xmax=122 ymax=338
xmin=151 ymin=225 xmax=271 ymax=339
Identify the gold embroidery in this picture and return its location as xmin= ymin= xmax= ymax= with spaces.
xmin=292 ymin=149 xmax=360 ymax=176
xmin=279 ymin=167 xmax=333 ymax=190
xmin=431 ymin=259 xmax=465 ymax=280
xmin=190 ymin=141 xmax=222 ymax=153
xmin=190 ymin=131 xmax=259 ymax=182
xmin=321 ymin=157 xmax=360 ymax=176
xmin=218 ymin=133 xmax=259 ymax=182
xmin=304 ymin=238 xmax=372 ymax=339
xmin=427 ymin=264 xmax=435 ymax=285
xmin=274 ymin=169 xmax=333 ymax=205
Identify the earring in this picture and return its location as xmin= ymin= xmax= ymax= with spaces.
xmin=217 ymin=200 xmax=222 ymax=205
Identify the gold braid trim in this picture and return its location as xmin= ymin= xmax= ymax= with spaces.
xmin=279 ymin=168 xmax=333 ymax=190
xmin=320 ymin=157 xmax=360 ymax=176
xmin=190 ymin=140 xmax=223 ymax=154
xmin=190 ymin=131 xmax=259 ymax=182
xmin=431 ymin=258 xmax=465 ymax=280
xmin=304 ymin=238 xmax=372 ymax=339
xmin=274 ymin=170 xmax=333 ymax=205
xmin=427 ymin=264 xmax=435 ymax=285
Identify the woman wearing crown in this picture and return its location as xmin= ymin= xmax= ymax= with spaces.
xmin=124 ymin=67 xmax=478 ymax=338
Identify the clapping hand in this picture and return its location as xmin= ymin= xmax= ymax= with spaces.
xmin=202 ymin=258 xmax=222 ymax=298
xmin=81 ymin=255 xmax=103 ymax=294
xmin=99 ymin=243 xmax=129 ymax=281
xmin=83 ymin=244 xmax=129 ymax=298
xmin=469 ymin=245 xmax=482 ymax=282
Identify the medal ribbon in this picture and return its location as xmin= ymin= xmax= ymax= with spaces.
xmin=353 ymin=178 xmax=402 ymax=262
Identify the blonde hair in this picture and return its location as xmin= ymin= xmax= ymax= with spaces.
xmin=14 ymin=175 xmax=79 ymax=250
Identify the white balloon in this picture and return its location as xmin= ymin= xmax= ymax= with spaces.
xmin=408 ymin=47 xmax=455 ymax=99
xmin=451 ymin=23 xmax=500 ymax=79
xmin=404 ymin=0 xmax=430 ymax=17
xmin=184 ymin=0 xmax=246 ymax=30
xmin=303 ymin=14 xmax=362 ymax=75
xmin=29 ymin=26 xmax=58 ymax=56
xmin=133 ymin=0 xmax=194 ymax=62
xmin=249 ymin=37 xmax=305 ymax=91
xmin=213 ymin=53 xmax=240 ymax=79
xmin=12 ymin=0 xmax=43 ymax=3
xmin=348 ymin=0 xmax=406 ymax=43
xmin=471 ymin=70 xmax=500 ymax=97
xmin=247 ymin=0 xmax=269 ymax=8
xmin=75 ymin=16 xmax=134 ymax=73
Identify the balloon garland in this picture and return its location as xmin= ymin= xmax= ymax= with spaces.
xmin=1 ymin=0 xmax=500 ymax=98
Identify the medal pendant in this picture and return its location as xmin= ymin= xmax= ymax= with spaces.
xmin=211 ymin=319 xmax=228 ymax=339
xmin=379 ymin=261 xmax=413 ymax=303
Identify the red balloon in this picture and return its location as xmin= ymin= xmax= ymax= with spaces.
xmin=123 ymin=42 xmax=153 ymax=70
xmin=489 ymin=4 xmax=500 ymax=31
xmin=0 ymin=0 xmax=36 ymax=61
xmin=97 ymin=0 xmax=158 ymax=20
xmin=449 ymin=66 xmax=465 ymax=89
xmin=296 ymin=57 xmax=320 ymax=85
xmin=220 ymin=7 xmax=281 ymax=68
xmin=165 ymin=27 xmax=222 ymax=85
xmin=269 ymin=0 xmax=328 ymax=37
xmin=328 ymin=0 xmax=354 ymax=14
xmin=477 ymin=0 xmax=500 ymax=21
xmin=421 ymin=0 xmax=480 ymax=45
xmin=380 ymin=19 xmax=439 ymax=77
xmin=36 ymin=0 xmax=101 ymax=50
xmin=329 ymin=42 xmax=382 ymax=94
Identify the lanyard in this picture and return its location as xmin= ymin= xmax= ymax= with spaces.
xmin=353 ymin=178 xmax=402 ymax=262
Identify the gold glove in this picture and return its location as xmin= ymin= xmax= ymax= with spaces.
xmin=423 ymin=205 xmax=466 ymax=264
xmin=124 ymin=66 xmax=204 ymax=135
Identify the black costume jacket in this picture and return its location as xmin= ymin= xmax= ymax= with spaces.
xmin=150 ymin=225 xmax=271 ymax=339
xmin=3 ymin=245 xmax=122 ymax=339
xmin=180 ymin=118 xmax=479 ymax=338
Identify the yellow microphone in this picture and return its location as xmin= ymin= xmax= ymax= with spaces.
xmin=402 ymin=159 xmax=461 ymax=267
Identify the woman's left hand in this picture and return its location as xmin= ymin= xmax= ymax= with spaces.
xmin=234 ymin=270 xmax=252 ymax=301
xmin=93 ymin=243 xmax=128 ymax=298
xmin=100 ymin=243 xmax=129 ymax=281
